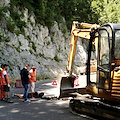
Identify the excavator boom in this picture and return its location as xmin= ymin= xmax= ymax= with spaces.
xmin=58 ymin=21 xmax=98 ymax=98
xmin=67 ymin=21 xmax=99 ymax=75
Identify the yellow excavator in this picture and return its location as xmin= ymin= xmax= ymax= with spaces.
xmin=58 ymin=21 xmax=99 ymax=98
xmin=58 ymin=21 xmax=120 ymax=119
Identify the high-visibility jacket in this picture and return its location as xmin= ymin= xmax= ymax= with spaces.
xmin=1 ymin=70 xmax=10 ymax=85
xmin=0 ymin=68 xmax=3 ymax=71
xmin=29 ymin=69 xmax=36 ymax=82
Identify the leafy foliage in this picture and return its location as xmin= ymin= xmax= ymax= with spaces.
xmin=6 ymin=19 xmax=16 ymax=33
xmin=7 ymin=0 xmax=120 ymax=30
xmin=0 ymin=31 xmax=10 ymax=42
xmin=9 ymin=0 xmax=94 ymax=29
xmin=91 ymin=0 xmax=120 ymax=24
xmin=54 ymin=55 xmax=60 ymax=62
xmin=0 ymin=5 xmax=8 ymax=21
xmin=9 ymin=2 xmax=26 ymax=30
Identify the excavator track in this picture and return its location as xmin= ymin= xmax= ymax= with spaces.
xmin=69 ymin=96 xmax=120 ymax=120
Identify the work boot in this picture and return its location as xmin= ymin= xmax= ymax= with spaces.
xmin=4 ymin=98 xmax=8 ymax=102
xmin=1 ymin=98 xmax=5 ymax=101
xmin=6 ymin=98 xmax=14 ymax=103
xmin=24 ymin=99 xmax=31 ymax=103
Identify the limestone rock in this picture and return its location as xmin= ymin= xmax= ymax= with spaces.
xmin=0 ymin=4 xmax=90 ymax=79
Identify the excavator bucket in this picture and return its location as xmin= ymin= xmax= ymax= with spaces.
xmin=57 ymin=74 xmax=76 ymax=98
xmin=57 ymin=74 xmax=88 ymax=98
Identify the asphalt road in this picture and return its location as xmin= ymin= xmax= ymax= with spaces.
xmin=0 ymin=79 xmax=92 ymax=120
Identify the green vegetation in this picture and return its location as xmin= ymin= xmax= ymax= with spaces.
xmin=46 ymin=41 xmax=50 ymax=46
xmin=50 ymin=36 xmax=55 ymax=44
xmin=8 ymin=0 xmax=120 ymax=31
xmin=6 ymin=19 xmax=16 ymax=33
xmin=26 ymin=35 xmax=37 ymax=52
xmin=58 ymin=45 xmax=62 ymax=53
xmin=54 ymin=55 xmax=60 ymax=62
xmin=0 ymin=0 xmax=120 ymax=43
xmin=0 ymin=5 xmax=7 ymax=21
xmin=36 ymin=74 xmax=51 ymax=81
xmin=31 ymin=42 xmax=36 ymax=52
xmin=0 ymin=31 xmax=10 ymax=42
xmin=9 ymin=76 xmax=20 ymax=88
xmin=9 ymin=2 xmax=26 ymax=30
xmin=91 ymin=0 xmax=120 ymax=24
xmin=15 ymin=47 xmax=20 ymax=53
xmin=8 ymin=0 xmax=91 ymax=29
xmin=39 ymin=53 xmax=45 ymax=58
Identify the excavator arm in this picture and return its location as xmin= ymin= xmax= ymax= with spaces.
xmin=67 ymin=21 xmax=99 ymax=76
xmin=58 ymin=21 xmax=99 ymax=98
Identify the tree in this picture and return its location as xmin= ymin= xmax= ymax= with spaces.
xmin=91 ymin=0 xmax=120 ymax=25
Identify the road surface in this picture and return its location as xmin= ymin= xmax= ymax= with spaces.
xmin=0 ymin=79 xmax=94 ymax=120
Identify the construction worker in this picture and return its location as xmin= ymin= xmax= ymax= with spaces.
xmin=0 ymin=64 xmax=3 ymax=72
xmin=29 ymin=66 xmax=36 ymax=98
xmin=0 ymin=64 xmax=4 ymax=100
xmin=1 ymin=64 xmax=13 ymax=103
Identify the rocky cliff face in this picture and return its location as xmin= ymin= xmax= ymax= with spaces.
xmin=0 ymin=0 xmax=91 ymax=79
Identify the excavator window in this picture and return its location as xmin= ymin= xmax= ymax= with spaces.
xmin=99 ymin=30 xmax=110 ymax=67
xmin=115 ymin=30 xmax=120 ymax=59
xmin=97 ymin=28 xmax=110 ymax=89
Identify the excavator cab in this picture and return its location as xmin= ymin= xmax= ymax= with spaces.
xmin=58 ymin=21 xmax=120 ymax=103
xmin=85 ymin=23 xmax=120 ymax=103
xmin=69 ymin=23 xmax=120 ymax=120
xmin=95 ymin=23 xmax=120 ymax=101
xmin=97 ymin=24 xmax=112 ymax=90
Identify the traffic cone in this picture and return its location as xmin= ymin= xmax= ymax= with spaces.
xmin=52 ymin=80 xmax=57 ymax=85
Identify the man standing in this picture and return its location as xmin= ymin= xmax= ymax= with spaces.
xmin=1 ymin=64 xmax=13 ymax=103
xmin=20 ymin=64 xmax=30 ymax=102
xmin=29 ymin=66 xmax=36 ymax=98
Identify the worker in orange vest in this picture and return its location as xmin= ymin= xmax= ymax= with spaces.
xmin=29 ymin=66 xmax=36 ymax=98
xmin=0 ymin=64 xmax=4 ymax=100
xmin=1 ymin=64 xmax=13 ymax=103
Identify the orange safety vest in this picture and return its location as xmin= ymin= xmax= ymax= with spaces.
xmin=29 ymin=70 xmax=36 ymax=82
xmin=1 ymin=70 xmax=10 ymax=85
